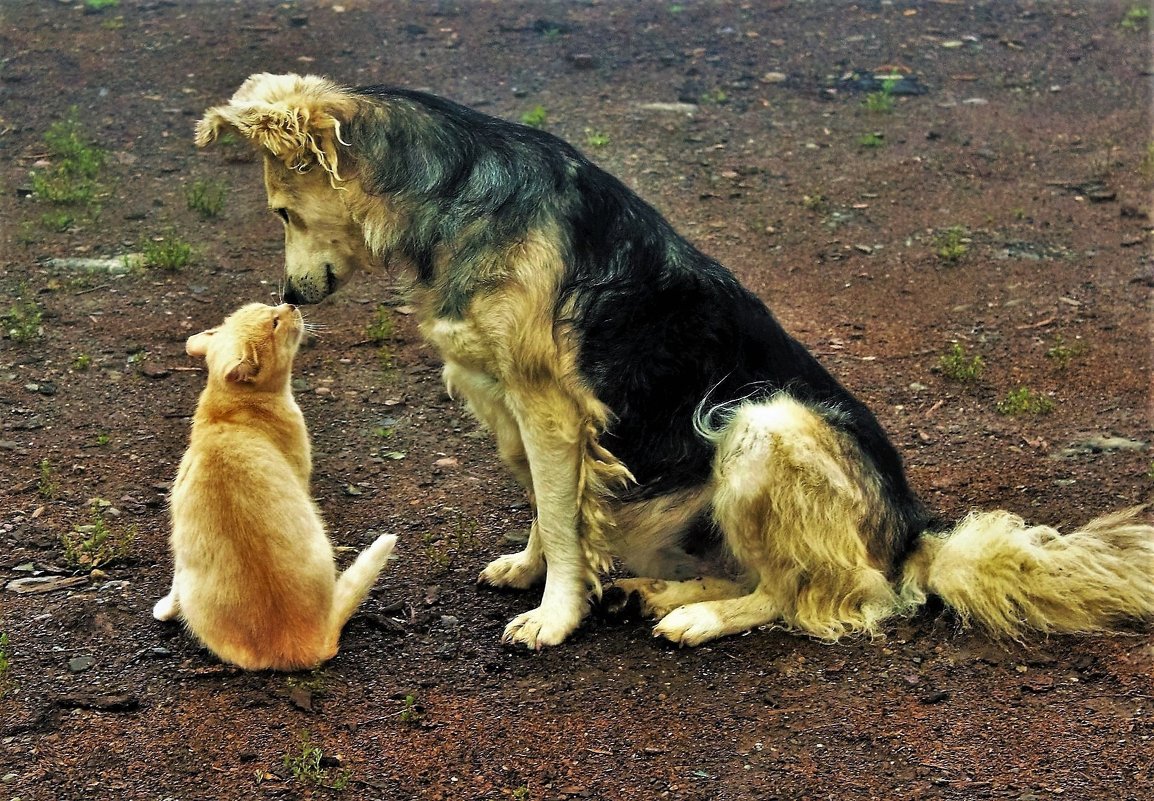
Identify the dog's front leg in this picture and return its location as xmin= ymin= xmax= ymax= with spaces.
xmin=497 ymin=394 xmax=592 ymax=649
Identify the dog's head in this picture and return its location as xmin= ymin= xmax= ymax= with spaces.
xmin=196 ymin=73 xmax=373 ymax=305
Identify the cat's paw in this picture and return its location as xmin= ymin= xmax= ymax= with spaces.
xmin=152 ymin=591 xmax=180 ymax=621
xmin=478 ymin=550 xmax=546 ymax=590
xmin=501 ymin=603 xmax=583 ymax=649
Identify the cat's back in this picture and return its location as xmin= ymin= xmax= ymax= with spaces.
xmin=172 ymin=407 xmax=316 ymax=543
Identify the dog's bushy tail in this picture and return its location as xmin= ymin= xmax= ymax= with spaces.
xmin=898 ymin=506 xmax=1154 ymax=637
xmin=330 ymin=533 xmax=397 ymax=633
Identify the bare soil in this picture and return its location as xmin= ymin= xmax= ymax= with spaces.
xmin=2 ymin=1 xmax=1152 ymax=799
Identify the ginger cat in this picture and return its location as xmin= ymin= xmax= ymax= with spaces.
xmin=153 ymin=302 xmax=395 ymax=670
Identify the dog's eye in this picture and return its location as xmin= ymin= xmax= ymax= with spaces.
xmin=271 ymin=208 xmax=289 ymax=223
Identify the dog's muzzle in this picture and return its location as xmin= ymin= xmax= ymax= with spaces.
xmin=283 ymin=264 xmax=338 ymax=305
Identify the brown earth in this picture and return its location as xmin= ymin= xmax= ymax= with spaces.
xmin=2 ymin=1 xmax=1153 ymax=799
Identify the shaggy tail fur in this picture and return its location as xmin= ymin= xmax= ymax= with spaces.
xmin=899 ymin=506 xmax=1154 ymax=637
xmin=330 ymin=533 xmax=397 ymax=632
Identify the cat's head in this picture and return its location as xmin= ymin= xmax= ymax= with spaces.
xmin=186 ymin=303 xmax=304 ymax=389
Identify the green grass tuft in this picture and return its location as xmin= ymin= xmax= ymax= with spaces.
xmin=0 ymin=632 xmax=12 ymax=699
xmin=31 ymin=108 xmax=105 ymax=205
xmin=61 ymin=503 xmax=136 ymax=570
xmin=140 ymin=233 xmax=193 ymax=271
xmin=1121 ymin=5 xmax=1149 ymax=30
xmin=3 ymin=289 xmax=44 ymax=344
xmin=997 ymin=387 xmax=1054 ymax=416
xmin=520 ymin=105 xmax=548 ymax=128
xmin=937 ymin=342 xmax=984 ymax=382
xmin=185 ymin=178 xmax=228 ymax=218
xmin=365 ymin=306 xmax=394 ymax=343
xmin=282 ymin=732 xmax=350 ymax=790
xmin=935 ymin=225 xmax=969 ymax=262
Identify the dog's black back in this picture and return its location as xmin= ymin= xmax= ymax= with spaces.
xmin=349 ymin=85 xmax=931 ymax=562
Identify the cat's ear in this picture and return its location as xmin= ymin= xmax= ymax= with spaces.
xmin=185 ymin=329 xmax=217 ymax=358
xmin=225 ymin=358 xmax=257 ymax=383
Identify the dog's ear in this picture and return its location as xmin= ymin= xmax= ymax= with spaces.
xmin=185 ymin=328 xmax=217 ymax=359
xmin=195 ymin=73 xmax=357 ymax=186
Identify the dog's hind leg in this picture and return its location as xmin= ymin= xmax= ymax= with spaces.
xmin=611 ymin=488 xmax=715 ymax=581
xmin=653 ymin=395 xmax=901 ymax=646
xmin=609 ymin=575 xmax=752 ymax=619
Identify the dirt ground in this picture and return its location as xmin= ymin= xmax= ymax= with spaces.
xmin=2 ymin=1 xmax=1152 ymax=799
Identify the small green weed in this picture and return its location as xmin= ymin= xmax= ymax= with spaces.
xmin=73 ymin=353 xmax=93 ymax=371
xmin=61 ymin=503 xmax=136 ymax=570
xmin=373 ymin=425 xmax=396 ymax=439
xmin=286 ymin=670 xmax=330 ymax=698
xmin=997 ymin=387 xmax=1054 ymax=416
xmin=421 ymin=531 xmax=452 ymax=573
xmin=585 ymin=130 xmax=610 ymax=149
xmin=282 ymin=732 xmax=350 ymax=790
xmin=398 ymin=694 xmax=423 ymax=725
xmin=94 ymin=433 xmax=110 ymax=447
xmin=38 ymin=459 xmax=57 ymax=500
xmin=938 ymin=342 xmax=985 ymax=382
xmin=41 ymin=210 xmax=75 ymax=232
xmin=140 ymin=233 xmax=193 ymax=271
xmin=935 ymin=225 xmax=969 ymax=262
xmin=863 ymin=79 xmax=897 ymax=113
xmin=3 ymin=290 xmax=44 ymax=343
xmin=85 ymin=0 xmax=120 ymax=9
xmin=512 ymin=785 xmax=531 ymax=801
xmin=365 ymin=305 xmax=394 ymax=343
xmin=520 ymin=106 xmax=548 ymax=128
xmin=185 ymin=178 xmax=228 ymax=218
xmin=1121 ymin=5 xmax=1149 ymax=30
xmin=126 ymin=350 xmax=148 ymax=371
xmin=1141 ymin=142 xmax=1154 ymax=178
xmin=0 ymin=632 xmax=12 ymax=699
xmin=801 ymin=193 xmax=829 ymax=213
xmin=31 ymin=108 xmax=105 ymax=205
xmin=421 ymin=513 xmax=480 ymax=574
xmin=700 ymin=88 xmax=728 ymax=104
xmin=857 ymin=132 xmax=885 ymax=148
xmin=1044 ymin=336 xmax=1085 ymax=369
xmin=378 ymin=348 xmax=395 ymax=375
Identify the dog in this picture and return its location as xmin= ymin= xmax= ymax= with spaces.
xmin=195 ymin=73 xmax=1154 ymax=649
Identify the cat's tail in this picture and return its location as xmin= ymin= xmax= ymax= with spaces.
xmin=898 ymin=506 xmax=1154 ymax=637
xmin=330 ymin=533 xmax=397 ymax=633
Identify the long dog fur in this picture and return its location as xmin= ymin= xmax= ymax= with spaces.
xmin=196 ymin=73 xmax=1154 ymax=648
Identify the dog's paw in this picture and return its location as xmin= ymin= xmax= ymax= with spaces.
xmin=652 ymin=604 xmax=725 ymax=647
xmin=501 ymin=605 xmax=582 ymax=650
xmin=478 ymin=550 xmax=546 ymax=590
xmin=152 ymin=592 xmax=180 ymax=622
